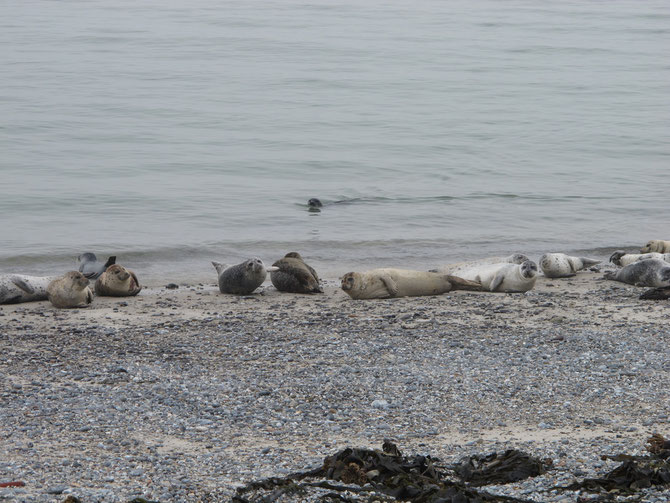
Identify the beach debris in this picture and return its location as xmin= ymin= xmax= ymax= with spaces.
xmin=233 ymin=443 xmax=535 ymax=502
xmin=452 ymin=449 xmax=552 ymax=486
xmin=639 ymin=287 xmax=670 ymax=300
xmin=646 ymin=433 xmax=670 ymax=457
xmin=165 ymin=283 xmax=179 ymax=289
xmin=0 ymin=481 xmax=25 ymax=488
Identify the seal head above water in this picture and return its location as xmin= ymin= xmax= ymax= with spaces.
xmin=47 ymin=271 xmax=93 ymax=308
xmin=212 ymin=258 xmax=278 ymax=295
xmin=95 ymin=264 xmax=142 ymax=297
xmin=271 ymin=252 xmax=322 ymax=294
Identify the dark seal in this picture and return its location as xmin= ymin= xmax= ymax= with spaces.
xmin=271 ymin=252 xmax=323 ymax=294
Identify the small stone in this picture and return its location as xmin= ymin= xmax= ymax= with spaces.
xmin=371 ymin=399 xmax=390 ymax=410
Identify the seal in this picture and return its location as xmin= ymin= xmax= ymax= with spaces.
xmin=640 ymin=240 xmax=670 ymax=254
xmin=307 ymin=198 xmax=323 ymax=212
xmin=603 ymin=259 xmax=670 ymax=287
xmin=46 ymin=271 xmax=93 ymax=308
xmin=447 ymin=260 xmax=538 ymax=292
xmin=95 ymin=264 xmax=142 ymax=297
xmin=432 ymin=253 xmax=529 ymax=275
xmin=0 ymin=274 xmax=58 ymax=304
xmin=78 ymin=252 xmax=116 ymax=279
xmin=340 ymin=268 xmax=481 ymax=300
xmin=271 ymin=252 xmax=322 ymax=294
xmin=212 ymin=258 xmax=278 ymax=295
xmin=539 ymin=253 xmax=600 ymax=278
xmin=609 ymin=250 xmax=670 ymax=267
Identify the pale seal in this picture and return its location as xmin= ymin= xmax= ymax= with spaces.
xmin=212 ymin=258 xmax=278 ymax=295
xmin=448 ymin=260 xmax=538 ymax=292
xmin=77 ymin=252 xmax=116 ymax=280
xmin=340 ymin=268 xmax=481 ymax=300
xmin=271 ymin=252 xmax=322 ymax=294
xmin=95 ymin=264 xmax=142 ymax=297
xmin=0 ymin=274 xmax=58 ymax=304
xmin=609 ymin=250 xmax=670 ymax=267
xmin=603 ymin=259 xmax=670 ymax=287
xmin=641 ymin=240 xmax=670 ymax=254
xmin=539 ymin=253 xmax=600 ymax=278
xmin=432 ymin=253 xmax=529 ymax=275
xmin=47 ymin=271 xmax=93 ymax=308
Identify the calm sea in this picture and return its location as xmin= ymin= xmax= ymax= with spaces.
xmin=2 ymin=0 xmax=668 ymax=283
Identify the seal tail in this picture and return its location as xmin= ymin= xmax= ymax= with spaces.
xmin=579 ymin=257 xmax=601 ymax=268
xmin=445 ymin=275 xmax=482 ymax=291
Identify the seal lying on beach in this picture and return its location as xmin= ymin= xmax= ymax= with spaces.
xmin=603 ymin=259 xmax=670 ymax=287
xmin=432 ymin=254 xmax=529 ymax=275
xmin=212 ymin=258 xmax=278 ymax=295
xmin=539 ymin=253 xmax=600 ymax=278
xmin=641 ymin=240 xmax=670 ymax=254
xmin=95 ymin=264 xmax=142 ymax=297
xmin=77 ymin=252 xmax=116 ymax=280
xmin=47 ymin=271 xmax=93 ymax=308
xmin=0 ymin=274 xmax=58 ymax=304
xmin=340 ymin=269 xmax=481 ymax=299
xmin=271 ymin=252 xmax=322 ymax=294
xmin=450 ymin=260 xmax=538 ymax=293
xmin=609 ymin=250 xmax=670 ymax=267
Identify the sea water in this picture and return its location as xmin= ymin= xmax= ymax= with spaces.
xmin=1 ymin=0 xmax=668 ymax=282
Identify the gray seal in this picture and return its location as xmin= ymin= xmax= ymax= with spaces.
xmin=603 ymin=259 xmax=670 ymax=287
xmin=212 ymin=258 xmax=278 ymax=295
xmin=0 ymin=274 xmax=57 ymax=304
xmin=270 ymin=252 xmax=322 ymax=294
xmin=47 ymin=271 xmax=94 ymax=308
xmin=78 ymin=252 xmax=116 ymax=279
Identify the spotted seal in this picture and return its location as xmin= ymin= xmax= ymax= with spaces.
xmin=212 ymin=258 xmax=278 ymax=295
xmin=271 ymin=252 xmax=322 ymax=294
xmin=603 ymin=259 xmax=670 ymax=287
xmin=95 ymin=264 xmax=142 ymax=297
xmin=539 ymin=253 xmax=600 ymax=278
xmin=340 ymin=268 xmax=481 ymax=300
xmin=47 ymin=271 xmax=93 ymax=308
xmin=448 ymin=260 xmax=538 ymax=292
xmin=77 ymin=252 xmax=116 ymax=280
xmin=641 ymin=240 xmax=670 ymax=254
xmin=0 ymin=274 xmax=58 ymax=304
xmin=609 ymin=250 xmax=670 ymax=267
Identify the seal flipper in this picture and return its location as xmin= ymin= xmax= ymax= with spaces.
xmin=490 ymin=272 xmax=505 ymax=292
xmin=212 ymin=262 xmax=230 ymax=276
xmin=103 ymin=256 xmax=117 ymax=269
xmin=445 ymin=275 xmax=482 ymax=291
xmin=379 ymin=275 xmax=399 ymax=297
xmin=11 ymin=277 xmax=35 ymax=295
xmin=578 ymin=257 xmax=601 ymax=268
xmin=609 ymin=250 xmax=626 ymax=265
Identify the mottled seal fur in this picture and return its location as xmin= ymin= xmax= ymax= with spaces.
xmin=539 ymin=253 xmax=600 ymax=278
xmin=603 ymin=259 xmax=670 ymax=287
xmin=212 ymin=258 xmax=278 ymax=295
xmin=450 ymin=260 xmax=538 ymax=292
xmin=432 ymin=254 xmax=529 ymax=275
xmin=0 ymin=274 xmax=58 ymax=304
xmin=47 ymin=271 xmax=93 ymax=308
xmin=78 ymin=252 xmax=116 ymax=280
xmin=340 ymin=268 xmax=481 ymax=300
xmin=271 ymin=252 xmax=322 ymax=294
xmin=95 ymin=264 xmax=142 ymax=297
xmin=609 ymin=250 xmax=670 ymax=267
xmin=641 ymin=240 xmax=670 ymax=254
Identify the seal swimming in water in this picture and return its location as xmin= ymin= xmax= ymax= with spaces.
xmin=539 ymin=253 xmax=600 ymax=278
xmin=603 ymin=259 xmax=670 ymax=287
xmin=271 ymin=252 xmax=322 ymax=294
xmin=0 ymin=274 xmax=58 ymax=304
xmin=77 ymin=252 xmax=116 ymax=279
xmin=609 ymin=250 xmax=670 ymax=267
xmin=95 ymin=264 xmax=142 ymax=297
xmin=431 ymin=254 xmax=529 ymax=275
xmin=447 ymin=260 xmax=538 ymax=293
xmin=340 ymin=268 xmax=481 ymax=300
xmin=212 ymin=258 xmax=278 ymax=295
xmin=47 ymin=271 xmax=93 ymax=308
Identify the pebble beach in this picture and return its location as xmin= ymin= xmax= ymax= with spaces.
xmin=1 ymin=268 xmax=669 ymax=502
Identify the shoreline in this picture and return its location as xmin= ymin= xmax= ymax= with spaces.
xmin=1 ymin=271 xmax=669 ymax=502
